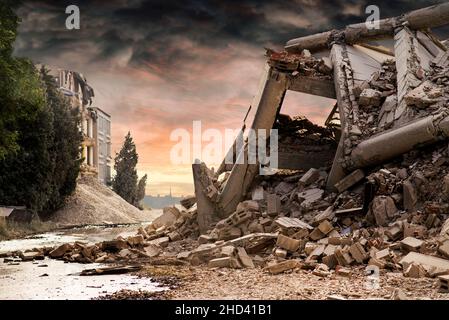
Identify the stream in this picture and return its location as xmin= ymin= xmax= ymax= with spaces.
xmin=0 ymin=222 xmax=166 ymax=300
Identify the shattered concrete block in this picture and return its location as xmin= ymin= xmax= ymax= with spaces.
xmin=368 ymin=257 xmax=386 ymax=269
xmin=236 ymin=200 xmax=259 ymax=213
xmin=352 ymin=80 xmax=370 ymax=98
xmin=152 ymin=206 xmax=181 ymax=229
xmin=265 ymin=259 xmax=300 ymax=274
xmin=401 ymin=237 xmax=424 ymax=252
xmin=319 ymin=57 xmax=333 ymax=74
xmin=236 ymin=247 xmax=254 ymax=268
xmin=220 ymin=245 xmax=236 ymax=257
xmin=299 ymin=168 xmax=321 ymax=186
xmin=441 ymin=218 xmax=449 ymax=238
xmin=230 ymin=210 xmax=253 ymax=226
xmin=137 ymin=227 xmax=148 ymax=239
xmin=248 ymin=220 xmax=264 ymax=233
xmin=218 ymin=227 xmax=242 ymax=241
xmin=208 ymin=257 xmax=231 ymax=268
xmin=375 ymin=248 xmax=390 ymax=260
xmin=313 ymin=206 xmax=335 ymax=225
xmin=148 ymin=236 xmax=169 ymax=248
xmin=438 ymin=275 xmax=449 ymax=293
xmin=101 ymin=239 xmax=129 ymax=252
xmin=168 ymin=231 xmax=181 ymax=242
xmin=335 ymin=266 xmax=352 ymax=277
xmin=275 ymin=217 xmax=313 ymax=230
xmin=198 ymin=235 xmax=212 ymax=244
xmin=274 ymin=248 xmax=288 ymax=258
xmin=334 ymin=169 xmax=365 ymax=193
xmin=144 ymin=244 xmax=161 ymax=257
xmin=309 ymin=228 xmax=325 ymax=241
xmin=323 ymin=244 xmax=337 ymax=256
xmin=20 ymin=251 xmax=44 ymax=261
xmin=251 ymin=186 xmax=265 ymax=201
xmin=334 ymin=248 xmax=353 ymax=266
xmin=317 ymin=220 xmax=333 ymax=235
xmin=322 ymin=254 xmax=338 ymax=269
xmin=385 ymin=225 xmax=402 ymax=241
xmin=274 ymin=181 xmax=296 ymax=194
xmin=403 ymin=180 xmax=418 ymax=211
xmin=400 ymin=252 xmax=449 ymax=274
xmin=276 ymin=234 xmax=301 ymax=252
xmin=306 ymin=244 xmax=325 ymax=262
xmin=349 ymin=243 xmax=368 ymax=263
xmin=49 ymin=244 xmax=72 ymax=258
xmin=297 ymin=188 xmax=324 ymax=207
xmin=404 ymin=263 xmax=427 ymax=278
xmin=266 ymin=194 xmax=281 ymax=216
xmin=438 ymin=241 xmax=449 ymax=258
xmin=358 ymin=88 xmax=382 ymax=107
xmin=312 ymin=263 xmax=330 ymax=277
xmin=127 ymin=235 xmax=145 ymax=247
xmin=371 ymin=196 xmax=397 ymax=226
xmin=404 ymin=80 xmax=443 ymax=108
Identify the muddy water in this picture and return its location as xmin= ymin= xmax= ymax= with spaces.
xmin=0 ymin=222 xmax=166 ymax=300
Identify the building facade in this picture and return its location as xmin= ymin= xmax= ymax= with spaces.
xmin=50 ymin=67 xmax=112 ymax=184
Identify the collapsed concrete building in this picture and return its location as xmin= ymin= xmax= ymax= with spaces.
xmin=192 ymin=2 xmax=449 ymax=232
xmin=50 ymin=68 xmax=112 ymax=184
xmin=7 ymin=4 xmax=449 ymax=294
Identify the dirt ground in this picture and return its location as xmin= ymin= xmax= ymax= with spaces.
xmin=50 ymin=176 xmax=158 ymax=226
xmin=102 ymin=264 xmax=449 ymax=300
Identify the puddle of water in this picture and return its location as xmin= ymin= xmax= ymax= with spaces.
xmin=0 ymin=258 xmax=165 ymax=300
xmin=0 ymin=223 xmax=150 ymax=254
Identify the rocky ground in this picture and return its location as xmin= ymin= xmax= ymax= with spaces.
xmin=94 ymin=264 xmax=447 ymax=300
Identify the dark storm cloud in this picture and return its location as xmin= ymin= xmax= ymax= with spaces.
xmin=15 ymin=0 xmax=448 ymax=77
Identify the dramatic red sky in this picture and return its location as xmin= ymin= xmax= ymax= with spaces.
xmin=13 ymin=0 xmax=449 ymax=196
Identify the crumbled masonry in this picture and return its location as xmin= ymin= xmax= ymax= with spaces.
xmin=2 ymin=3 xmax=449 ymax=294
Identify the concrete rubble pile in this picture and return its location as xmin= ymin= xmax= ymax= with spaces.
xmin=3 ymin=3 xmax=449 ymax=293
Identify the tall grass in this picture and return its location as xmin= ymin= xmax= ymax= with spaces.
xmin=0 ymin=218 xmax=56 ymax=240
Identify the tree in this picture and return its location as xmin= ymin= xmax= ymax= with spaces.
xmin=39 ymin=67 xmax=83 ymax=215
xmin=0 ymin=2 xmax=83 ymax=216
xmin=112 ymin=132 xmax=139 ymax=205
xmin=135 ymin=174 xmax=147 ymax=209
xmin=0 ymin=1 xmax=44 ymax=160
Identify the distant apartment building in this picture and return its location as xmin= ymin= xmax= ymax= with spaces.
xmin=48 ymin=67 xmax=112 ymax=184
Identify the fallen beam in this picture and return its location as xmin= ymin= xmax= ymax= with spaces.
xmin=287 ymin=75 xmax=336 ymax=99
xmin=349 ymin=112 xmax=449 ymax=169
xmin=285 ymin=2 xmax=449 ymax=53
xmin=218 ymin=65 xmax=288 ymax=216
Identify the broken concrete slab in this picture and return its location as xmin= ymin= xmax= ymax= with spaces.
xmin=400 ymin=252 xmax=449 ymax=275
xmin=266 ymin=194 xmax=281 ymax=216
xmin=438 ymin=242 xmax=449 ymax=259
xmin=371 ymin=196 xmax=398 ymax=226
xmin=265 ymin=259 xmax=300 ymax=274
xmin=298 ymin=168 xmax=321 ymax=187
xmin=334 ymin=169 xmax=365 ymax=193
xmin=276 ymin=234 xmax=301 ymax=252
xmin=208 ymin=257 xmax=232 ymax=268
xmin=275 ymin=217 xmax=313 ymax=230
xmin=403 ymin=180 xmax=418 ymax=211
xmin=49 ymin=244 xmax=72 ymax=258
xmin=297 ymin=188 xmax=324 ymax=207
xmin=236 ymin=247 xmax=255 ymax=268
xmin=80 ymin=265 xmax=141 ymax=276
xmin=359 ymin=88 xmax=382 ymax=107
xmin=401 ymin=237 xmax=424 ymax=252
